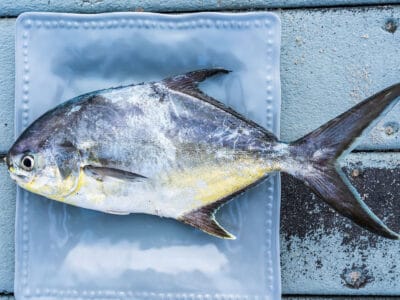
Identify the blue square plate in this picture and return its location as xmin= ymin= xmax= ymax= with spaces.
xmin=14 ymin=12 xmax=281 ymax=300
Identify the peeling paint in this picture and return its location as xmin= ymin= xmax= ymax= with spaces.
xmin=279 ymin=6 xmax=400 ymax=150
xmin=343 ymin=153 xmax=400 ymax=169
xmin=281 ymin=228 xmax=400 ymax=294
xmin=281 ymin=154 xmax=400 ymax=294
xmin=341 ymin=264 xmax=374 ymax=289
xmin=384 ymin=18 xmax=398 ymax=33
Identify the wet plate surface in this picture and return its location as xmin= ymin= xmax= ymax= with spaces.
xmin=14 ymin=12 xmax=281 ymax=300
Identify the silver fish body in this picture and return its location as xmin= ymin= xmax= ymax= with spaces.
xmin=6 ymin=69 xmax=400 ymax=239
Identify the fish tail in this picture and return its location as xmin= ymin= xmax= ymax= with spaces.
xmin=284 ymin=83 xmax=400 ymax=239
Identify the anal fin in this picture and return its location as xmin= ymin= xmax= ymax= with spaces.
xmin=179 ymin=200 xmax=236 ymax=239
xmin=178 ymin=175 xmax=272 ymax=239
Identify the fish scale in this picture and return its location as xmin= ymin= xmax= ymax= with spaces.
xmin=6 ymin=68 xmax=400 ymax=239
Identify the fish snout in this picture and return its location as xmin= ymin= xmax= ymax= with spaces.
xmin=4 ymin=152 xmax=14 ymax=170
xmin=1 ymin=153 xmax=9 ymax=166
xmin=5 ymin=153 xmax=9 ymax=167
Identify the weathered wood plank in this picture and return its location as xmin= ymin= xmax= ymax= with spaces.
xmin=2 ymin=295 xmax=400 ymax=299
xmin=3 ymin=295 xmax=400 ymax=300
xmin=284 ymin=298 xmax=400 ymax=300
xmin=0 ymin=21 xmax=16 ymax=293
xmin=0 ymin=1 xmax=399 ymax=17
xmin=281 ymin=152 xmax=400 ymax=295
xmin=0 ymin=19 xmax=15 ymax=153
xmin=279 ymin=5 xmax=400 ymax=150
xmin=0 ymin=164 xmax=15 ymax=293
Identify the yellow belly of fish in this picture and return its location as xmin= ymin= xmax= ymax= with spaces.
xmin=73 ymin=169 xmax=124 ymax=204
xmin=165 ymin=157 xmax=271 ymax=206
xmin=66 ymin=167 xmax=169 ymax=214
xmin=22 ymin=171 xmax=78 ymax=203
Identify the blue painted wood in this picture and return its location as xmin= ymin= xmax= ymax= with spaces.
xmin=279 ymin=5 xmax=400 ymax=150
xmin=0 ymin=19 xmax=15 ymax=154
xmin=1 ymin=1 xmax=400 ymax=17
xmin=281 ymin=152 xmax=400 ymax=295
xmin=0 ymin=167 xmax=16 ymax=294
xmin=1 ymin=296 xmax=397 ymax=299
xmin=0 ymin=19 xmax=16 ymax=294
xmin=283 ymin=298 xmax=398 ymax=300
xmin=1 ymin=4 xmax=400 ymax=296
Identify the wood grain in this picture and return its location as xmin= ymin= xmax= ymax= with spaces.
xmin=0 ymin=1 xmax=397 ymax=17
xmin=0 ymin=4 xmax=400 ymax=296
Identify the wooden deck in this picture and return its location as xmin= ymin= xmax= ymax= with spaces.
xmin=0 ymin=1 xmax=399 ymax=298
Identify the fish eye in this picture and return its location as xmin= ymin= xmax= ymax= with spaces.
xmin=21 ymin=155 xmax=34 ymax=171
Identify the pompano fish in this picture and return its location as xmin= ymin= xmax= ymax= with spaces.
xmin=5 ymin=69 xmax=400 ymax=239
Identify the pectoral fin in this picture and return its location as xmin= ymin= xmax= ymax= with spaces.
xmin=83 ymin=165 xmax=147 ymax=182
xmin=179 ymin=200 xmax=236 ymax=239
xmin=55 ymin=140 xmax=80 ymax=179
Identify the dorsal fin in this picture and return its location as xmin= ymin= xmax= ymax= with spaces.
xmin=163 ymin=68 xmax=230 ymax=92
xmin=163 ymin=69 xmax=277 ymax=141
xmin=179 ymin=199 xmax=236 ymax=239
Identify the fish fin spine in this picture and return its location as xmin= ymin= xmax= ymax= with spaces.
xmin=286 ymin=83 xmax=400 ymax=239
xmin=163 ymin=68 xmax=231 ymax=92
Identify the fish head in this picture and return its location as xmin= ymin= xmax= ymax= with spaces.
xmin=7 ymin=124 xmax=81 ymax=201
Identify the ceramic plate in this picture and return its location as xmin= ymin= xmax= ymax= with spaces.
xmin=14 ymin=12 xmax=281 ymax=300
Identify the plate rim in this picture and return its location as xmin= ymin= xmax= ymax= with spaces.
xmin=14 ymin=11 xmax=282 ymax=300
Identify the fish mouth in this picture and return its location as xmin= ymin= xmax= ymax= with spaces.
xmin=1 ymin=152 xmax=13 ymax=169
xmin=8 ymin=168 xmax=29 ymax=182
xmin=4 ymin=152 xmax=21 ymax=176
xmin=0 ymin=153 xmax=7 ymax=165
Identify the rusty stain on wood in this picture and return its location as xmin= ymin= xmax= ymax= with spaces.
xmin=384 ymin=18 xmax=398 ymax=33
xmin=341 ymin=264 xmax=374 ymax=289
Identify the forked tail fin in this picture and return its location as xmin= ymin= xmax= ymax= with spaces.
xmin=286 ymin=83 xmax=400 ymax=239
